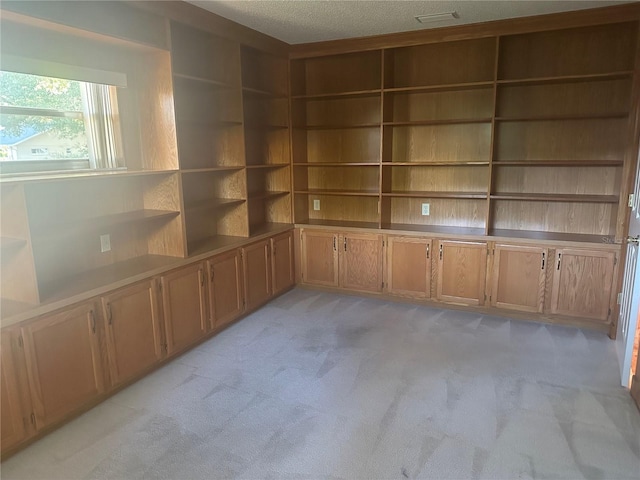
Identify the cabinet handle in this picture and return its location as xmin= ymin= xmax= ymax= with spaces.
xmin=333 ymin=236 xmax=336 ymax=251
xmin=439 ymin=244 xmax=443 ymax=260
xmin=106 ymin=303 xmax=112 ymax=325
xmin=541 ymin=252 xmax=545 ymax=270
xmin=344 ymin=237 xmax=347 ymax=251
xmin=200 ymin=269 xmax=205 ymax=287
xmin=426 ymin=244 xmax=430 ymax=259
xmin=89 ymin=310 xmax=96 ymax=334
xmin=557 ymin=253 xmax=562 ymax=270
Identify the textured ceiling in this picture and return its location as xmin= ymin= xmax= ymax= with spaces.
xmin=188 ymin=0 xmax=633 ymax=44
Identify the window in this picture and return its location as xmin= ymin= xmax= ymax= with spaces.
xmin=0 ymin=70 xmax=123 ymax=174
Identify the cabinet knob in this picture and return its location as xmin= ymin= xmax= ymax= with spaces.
xmin=541 ymin=252 xmax=545 ymax=270
xmin=426 ymin=244 xmax=430 ymax=259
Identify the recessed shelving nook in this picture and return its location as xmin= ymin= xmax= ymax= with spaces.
xmin=291 ymin=20 xmax=639 ymax=243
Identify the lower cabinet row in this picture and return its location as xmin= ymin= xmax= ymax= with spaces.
xmin=300 ymin=229 xmax=617 ymax=324
xmin=1 ymin=232 xmax=294 ymax=455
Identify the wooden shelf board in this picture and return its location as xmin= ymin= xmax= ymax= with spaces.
xmin=181 ymin=166 xmax=244 ymax=173
xmin=496 ymin=71 xmax=634 ymax=87
xmin=187 ymin=235 xmax=248 ymax=257
xmin=249 ymin=222 xmax=293 ymax=237
xmin=381 ymin=223 xmax=486 ymax=236
xmin=242 ymin=86 xmax=287 ymax=98
xmin=492 ymin=160 xmax=624 ymax=167
xmin=38 ymin=254 xmax=182 ymax=304
xmin=299 ymin=124 xmax=380 ymax=130
xmin=248 ymin=190 xmax=290 ymax=200
xmin=296 ymin=189 xmax=379 ymax=197
xmin=245 ymin=163 xmax=290 ymax=169
xmin=32 ymin=209 xmax=180 ymax=238
xmin=0 ymin=236 xmax=27 ymax=251
xmin=1 ymin=298 xmax=38 ymax=320
xmin=0 ymin=169 xmax=178 ymax=184
xmin=292 ymin=89 xmax=381 ymax=100
xmin=495 ymin=113 xmax=628 ymax=122
xmin=185 ymin=198 xmax=245 ymax=213
xmin=244 ymin=124 xmax=289 ymax=130
xmin=488 ymin=229 xmax=616 ymax=245
xmin=173 ymin=72 xmax=236 ymax=89
xmin=383 ymin=81 xmax=494 ymax=94
xmin=384 ymin=118 xmax=492 ymax=127
xmin=382 ymin=162 xmax=489 ymax=166
xmin=384 ymin=191 xmax=488 ymax=199
xmin=300 ymin=219 xmax=380 ymax=229
xmin=293 ymin=162 xmax=380 ymax=167
xmin=491 ymin=193 xmax=619 ymax=203
xmin=175 ymin=119 xmax=243 ymax=128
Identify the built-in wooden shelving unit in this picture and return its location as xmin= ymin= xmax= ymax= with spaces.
xmin=291 ymin=21 xmax=639 ymax=243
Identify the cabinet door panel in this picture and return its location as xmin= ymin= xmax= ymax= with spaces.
xmin=243 ymin=239 xmax=272 ymax=312
xmin=491 ymin=244 xmax=547 ymax=313
xmin=301 ymin=230 xmax=338 ymax=287
xmin=551 ymin=248 xmax=615 ymax=322
xmin=386 ymin=236 xmax=431 ymax=298
xmin=437 ymin=240 xmax=487 ymax=305
xmin=1 ymin=331 xmax=28 ymax=450
xmin=341 ymin=233 xmax=383 ymax=293
xmin=102 ymin=281 xmax=163 ymax=386
xmin=271 ymin=231 xmax=294 ymax=295
xmin=22 ymin=302 xmax=104 ymax=429
xmin=208 ymin=249 xmax=244 ymax=328
xmin=161 ymin=263 xmax=208 ymax=355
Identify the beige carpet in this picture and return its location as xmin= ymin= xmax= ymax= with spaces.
xmin=3 ymin=289 xmax=640 ymax=479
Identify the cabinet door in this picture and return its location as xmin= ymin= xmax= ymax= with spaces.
xmin=437 ymin=240 xmax=487 ymax=306
xmin=161 ymin=263 xmax=208 ymax=356
xmin=301 ymin=230 xmax=339 ymax=287
xmin=1 ymin=331 xmax=28 ymax=451
xmin=386 ymin=236 xmax=431 ymax=298
xmin=242 ymin=239 xmax=272 ymax=312
xmin=551 ymin=248 xmax=615 ymax=322
xmin=102 ymin=281 xmax=163 ymax=387
xmin=491 ymin=244 xmax=547 ymax=313
xmin=340 ymin=233 xmax=383 ymax=293
xmin=271 ymin=231 xmax=294 ymax=296
xmin=21 ymin=302 xmax=104 ymax=430
xmin=208 ymin=249 xmax=244 ymax=329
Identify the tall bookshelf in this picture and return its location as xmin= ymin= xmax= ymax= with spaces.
xmin=291 ymin=50 xmax=383 ymax=229
xmin=291 ymin=21 xmax=639 ymax=243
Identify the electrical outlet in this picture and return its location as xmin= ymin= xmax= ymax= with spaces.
xmin=421 ymin=203 xmax=430 ymax=216
xmin=100 ymin=234 xmax=111 ymax=253
xmin=313 ymin=199 xmax=320 ymax=211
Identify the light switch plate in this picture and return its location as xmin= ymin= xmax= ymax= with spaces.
xmin=421 ymin=203 xmax=430 ymax=216
xmin=313 ymin=199 xmax=320 ymax=211
xmin=100 ymin=234 xmax=111 ymax=252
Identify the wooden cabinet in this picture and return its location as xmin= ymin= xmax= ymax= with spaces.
xmin=437 ymin=240 xmax=487 ymax=306
xmin=551 ymin=248 xmax=616 ymax=322
xmin=101 ymin=281 xmax=163 ymax=387
xmin=21 ymin=302 xmax=104 ymax=430
xmin=490 ymin=244 xmax=547 ymax=313
xmin=301 ymin=230 xmax=339 ymax=287
xmin=161 ymin=263 xmax=208 ymax=355
xmin=242 ymin=239 xmax=272 ymax=312
xmin=208 ymin=249 xmax=244 ymax=328
xmin=386 ymin=236 xmax=432 ymax=298
xmin=300 ymin=229 xmax=383 ymax=292
xmin=271 ymin=231 xmax=294 ymax=295
xmin=1 ymin=330 xmax=29 ymax=451
xmin=341 ymin=233 xmax=383 ymax=293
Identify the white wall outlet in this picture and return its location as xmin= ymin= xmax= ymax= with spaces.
xmin=421 ymin=203 xmax=430 ymax=216
xmin=100 ymin=234 xmax=111 ymax=253
xmin=313 ymin=199 xmax=321 ymax=211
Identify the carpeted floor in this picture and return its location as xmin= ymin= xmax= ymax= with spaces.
xmin=3 ymin=288 xmax=640 ymax=479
